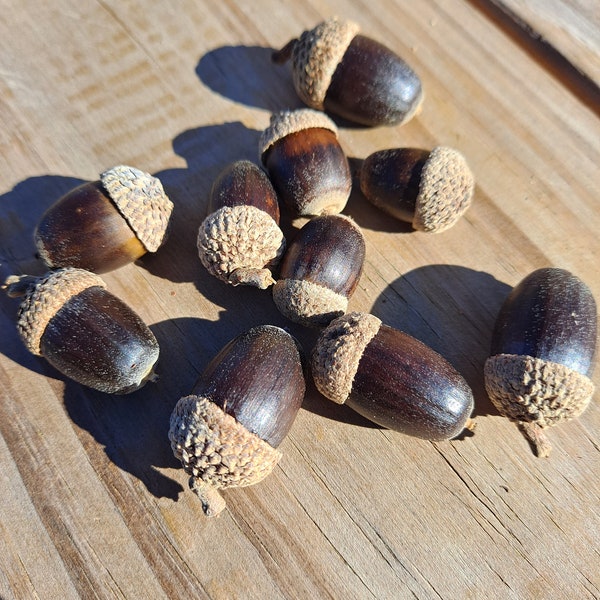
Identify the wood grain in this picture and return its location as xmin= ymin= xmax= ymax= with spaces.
xmin=1 ymin=0 xmax=599 ymax=598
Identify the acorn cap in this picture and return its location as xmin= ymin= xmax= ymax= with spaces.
xmin=259 ymin=108 xmax=339 ymax=160
xmin=412 ymin=146 xmax=475 ymax=233
xmin=100 ymin=165 xmax=173 ymax=252
xmin=288 ymin=17 xmax=360 ymax=109
xmin=197 ymin=205 xmax=286 ymax=289
xmin=169 ymin=394 xmax=282 ymax=517
xmin=6 ymin=268 xmax=106 ymax=356
xmin=311 ymin=311 xmax=382 ymax=403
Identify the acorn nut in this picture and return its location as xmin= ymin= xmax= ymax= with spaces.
xmin=273 ymin=215 xmax=365 ymax=327
xmin=311 ymin=312 xmax=475 ymax=440
xmin=34 ymin=165 xmax=173 ymax=273
xmin=259 ymin=109 xmax=352 ymax=217
xmin=484 ymin=267 xmax=597 ymax=457
xmin=359 ymin=147 xmax=475 ymax=232
xmin=272 ymin=17 xmax=423 ymax=127
xmin=169 ymin=325 xmax=305 ymax=517
xmin=4 ymin=268 xmax=159 ymax=394
xmin=197 ymin=160 xmax=286 ymax=288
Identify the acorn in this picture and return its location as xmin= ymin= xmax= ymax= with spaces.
xmin=359 ymin=147 xmax=475 ymax=232
xmin=311 ymin=312 xmax=475 ymax=440
xmin=3 ymin=268 xmax=159 ymax=394
xmin=272 ymin=17 xmax=423 ymax=127
xmin=484 ymin=267 xmax=597 ymax=457
xmin=168 ymin=325 xmax=306 ymax=517
xmin=273 ymin=215 xmax=365 ymax=327
xmin=259 ymin=109 xmax=352 ymax=216
xmin=35 ymin=165 xmax=173 ymax=273
xmin=197 ymin=160 xmax=286 ymax=289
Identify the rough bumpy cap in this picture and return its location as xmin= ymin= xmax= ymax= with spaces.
xmin=289 ymin=17 xmax=360 ymax=109
xmin=311 ymin=312 xmax=382 ymax=403
xmin=100 ymin=165 xmax=173 ymax=252
xmin=413 ymin=147 xmax=475 ymax=233
xmin=259 ymin=108 xmax=339 ymax=160
xmin=8 ymin=268 xmax=106 ymax=356
xmin=169 ymin=394 xmax=282 ymax=517
xmin=197 ymin=205 xmax=286 ymax=289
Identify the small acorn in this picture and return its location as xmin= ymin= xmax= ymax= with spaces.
xmin=259 ymin=109 xmax=352 ymax=216
xmin=359 ymin=147 xmax=475 ymax=232
xmin=4 ymin=268 xmax=159 ymax=394
xmin=272 ymin=17 xmax=423 ymax=127
xmin=311 ymin=312 xmax=475 ymax=440
xmin=169 ymin=325 xmax=306 ymax=517
xmin=35 ymin=165 xmax=173 ymax=274
xmin=484 ymin=267 xmax=597 ymax=457
xmin=197 ymin=160 xmax=286 ymax=289
xmin=273 ymin=215 xmax=365 ymax=327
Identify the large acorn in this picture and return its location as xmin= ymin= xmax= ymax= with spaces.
xmin=484 ymin=267 xmax=597 ymax=457
xmin=359 ymin=147 xmax=475 ymax=232
xmin=35 ymin=165 xmax=173 ymax=274
xmin=272 ymin=17 xmax=423 ymax=127
xmin=273 ymin=214 xmax=365 ymax=327
xmin=197 ymin=160 xmax=286 ymax=289
xmin=169 ymin=325 xmax=306 ymax=517
xmin=259 ymin=109 xmax=352 ymax=216
xmin=311 ymin=312 xmax=475 ymax=440
xmin=4 ymin=268 xmax=159 ymax=394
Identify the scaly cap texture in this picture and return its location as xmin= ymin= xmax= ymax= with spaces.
xmin=101 ymin=165 xmax=173 ymax=252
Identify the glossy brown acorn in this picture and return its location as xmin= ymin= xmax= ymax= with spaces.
xmin=197 ymin=160 xmax=286 ymax=289
xmin=312 ymin=312 xmax=475 ymax=440
xmin=485 ymin=267 xmax=597 ymax=457
xmin=35 ymin=165 xmax=173 ymax=274
xmin=259 ymin=109 xmax=352 ymax=216
xmin=272 ymin=17 xmax=423 ymax=127
xmin=4 ymin=268 xmax=159 ymax=394
xmin=169 ymin=325 xmax=306 ymax=517
xmin=273 ymin=215 xmax=366 ymax=327
xmin=359 ymin=147 xmax=475 ymax=232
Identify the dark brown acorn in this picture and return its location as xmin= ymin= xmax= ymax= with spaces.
xmin=311 ymin=312 xmax=475 ymax=440
xmin=259 ymin=109 xmax=352 ymax=216
xmin=4 ymin=268 xmax=159 ymax=394
xmin=484 ymin=267 xmax=597 ymax=457
xmin=35 ymin=165 xmax=173 ymax=274
xmin=197 ymin=160 xmax=286 ymax=289
xmin=169 ymin=325 xmax=306 ymax=516
xmin=272 ymin=17 xmax=423 ymax=127
xmin=359 ymin=147 xmax=475 ymax=232
xmin=273 ymin=215 xmax=365 ymax=327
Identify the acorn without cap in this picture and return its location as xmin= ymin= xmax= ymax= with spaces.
xmin=484 ymin=267 xmax=597 ymax=457
xmin=4 ymin=268 xmax=159 ymax=394
xmin=311 ymin=312 xmax=475 ymax=440
xmin=259 ymin=109 xmax=352 ymax=217
xmin=359 ymin=147 xmax=475 ymax=232
xmin=272 ymin=17 xmax=423 ymax=127
xmin=197 ymin=160 xmax=286 ymax=289
xmin=273 ymin=214 xmax=365 ymax=327
xmin=169 ymin=325 xmax=306 ymax=517
xmin=35 ymin=165 xmax=173 ymax=274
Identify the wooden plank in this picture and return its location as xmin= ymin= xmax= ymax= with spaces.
xmin=0 ymin=0 xmax=599 ymax=598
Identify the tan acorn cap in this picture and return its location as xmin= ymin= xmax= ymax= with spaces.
xmin=289 ymin=17 xmax=360 ymax=109
xmin=197 ymin=205 xmax=286 ymax=289
xmin=169 ymin=394 xmax=282 ymax=517
xmin=484 ymin=353 xmax=595 ymax=457
xmin=5 ymin=268 xmax=106 ymax=356
xmin=100 ymin=165 xmax=174 ymax=252
xmin=311 ymin=311 xmax=381 ymax=404
xmin=259 ymin=108 xmax=339 ymax=160
xmin=413 ymin=146 xmax=475 ymax=233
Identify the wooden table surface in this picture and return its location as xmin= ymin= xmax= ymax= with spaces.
xmin=1 ymin=1 xmax=599 ymax=598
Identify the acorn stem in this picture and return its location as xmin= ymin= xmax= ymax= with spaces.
xmin=228 ymin=267 xmax=276 ymax=289
xmin=3 ymin=274 xmax=39 ymax=298
xmin=518 ymin=421 xmax=552 ymax=458
xmin=272 ymin=39 xmax=297 ymax=64
xmin=189 ymin=478 xmax=227 ymax=517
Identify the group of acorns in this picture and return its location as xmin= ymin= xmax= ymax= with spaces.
xmin=4 ymin=17 xmax=597 ymax=517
